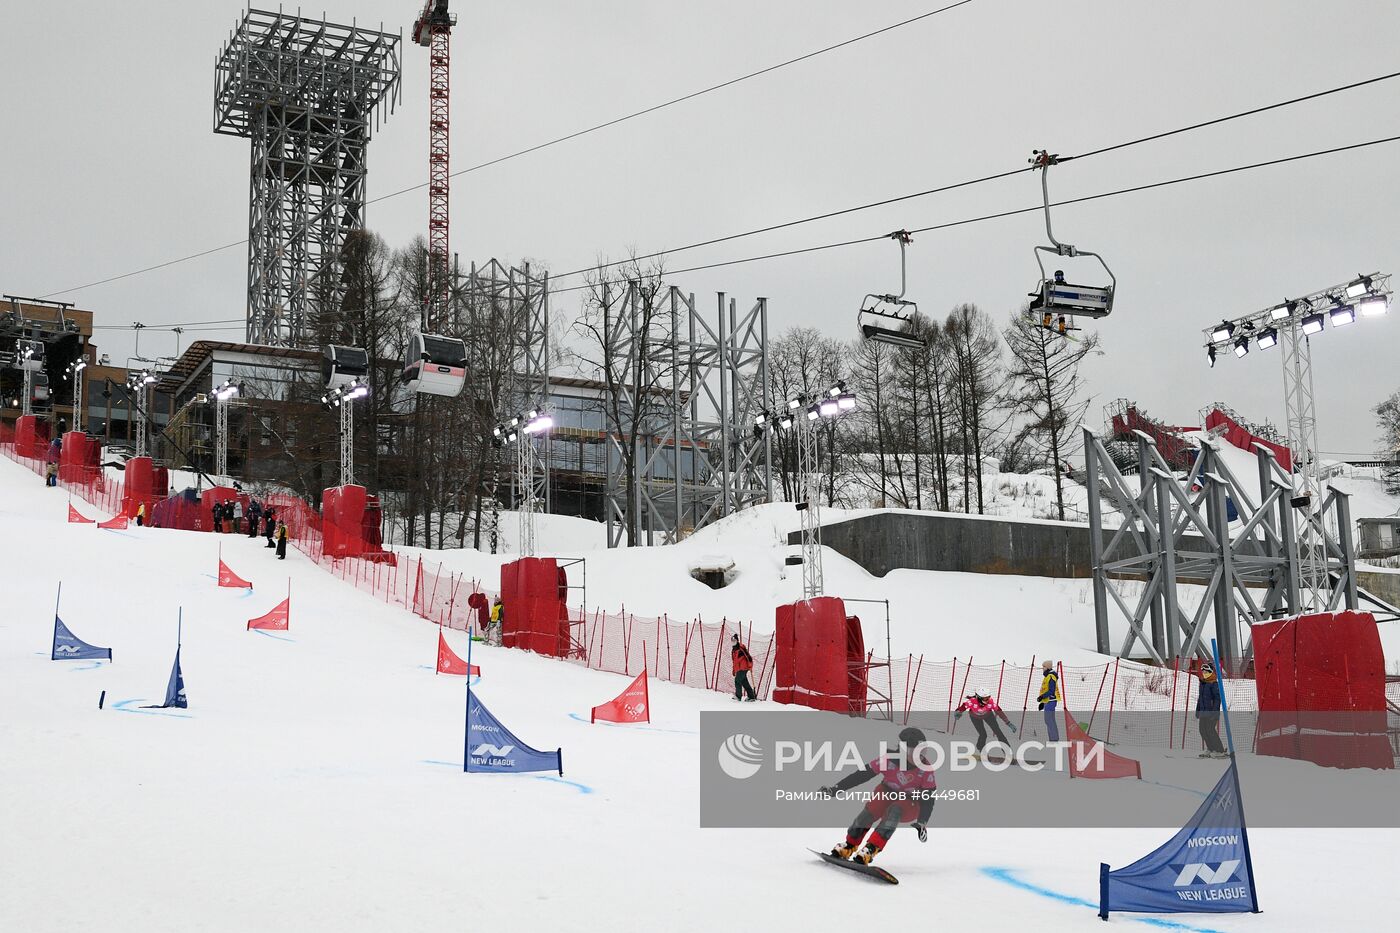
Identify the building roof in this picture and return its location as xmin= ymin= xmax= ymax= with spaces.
xmin=157 ymin=340 xmax=320 ymax=393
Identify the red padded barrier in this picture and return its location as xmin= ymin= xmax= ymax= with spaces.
xmin=772 ymin=597 xmax=858 ymax=713
xmin=202 ymin=486 xmax=247 ymax=532
xmin=322 ymin=484 xmax=367 ymax=558
xmin=772 ymin=603 xmax=796 ymax=705
xmin=15 ymin=415 xmax=49 ymax=460
xmin=1254 ymin=611 xmax=1392 ymax=770
xmin=122 ymin=456 xmax=155 ymax=518
xmin=59 ymin=432 xmax=89 ymax=484
xmin=499 ymin=558 xmax=570 ymax=657
xmin=846 ymin=615 xmax=868 ymax=715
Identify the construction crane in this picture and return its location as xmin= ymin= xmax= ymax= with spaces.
xmin=412 ymin=0 xmax=456 ymax=330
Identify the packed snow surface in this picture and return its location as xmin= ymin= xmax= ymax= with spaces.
xmin=3 ymin=453 xmax=1396 ymax=932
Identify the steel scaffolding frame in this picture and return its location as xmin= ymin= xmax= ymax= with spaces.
xmin=601 ymin=284 xmax=772 ymax=547
xmin=1083 ymin=426 xmax=1358 ymax=670
xmin=214 ymin=9 xmax=401 ymax=349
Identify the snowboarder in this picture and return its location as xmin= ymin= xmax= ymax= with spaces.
xmin=275 ymin=520 xmax=288 ymax=560
xmin=819 ymin=726 xmax=935 ymax=866
xmin=731 ymin=633 xmax=757 ymax=701
xmin=954 ymin=690 xmax=1016 ymax=755
xmin=263 ymin=509 xmax=276 ymax=548
xmin=1037 ymin=660 xmax=1061 ymax=742
xmin=1195 ymin=661 xmax=1226 ymax=757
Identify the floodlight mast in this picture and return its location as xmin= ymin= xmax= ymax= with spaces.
xmin=1202 ymin=273 xmax=1392 ymax=610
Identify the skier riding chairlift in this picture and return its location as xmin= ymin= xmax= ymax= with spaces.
xmin=1025 ymin=149 xmax=1116 ymax=331
xmin=857 ymin=230 xmax=927 ymax=350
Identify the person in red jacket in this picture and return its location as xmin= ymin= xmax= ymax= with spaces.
xmin=731 ymin=633 xmax=757 ymax=701
xmin=954 ymin=691 xmax=1016 ymax=755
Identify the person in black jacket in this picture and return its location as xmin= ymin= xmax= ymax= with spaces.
xmin=212 ymin=501 xmax=224 ymax=534
xmin=246 ymin=499 xmax=262 ymax=538
xmin=1195 ymin=661 xmax=1226 ymax=757
xmin=263 ymin=509 xmax=277 ymax=548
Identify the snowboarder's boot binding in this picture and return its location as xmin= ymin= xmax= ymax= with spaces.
xmin=831 ymin=841 xmax=859 ymax=860
xmin=852 ymin=843 xmax=880 ymax=865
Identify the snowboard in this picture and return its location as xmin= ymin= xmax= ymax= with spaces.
xmin=810 ymin=849 xmax=898 ymax=885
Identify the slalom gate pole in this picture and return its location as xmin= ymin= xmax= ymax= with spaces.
xmin=1018 ymin=654 xmax=1036 ymax=734
xmin=464 ymin=634 xmax=474 ymax=773
xmin=1212 ymin=639 xmax=1260 ymax=913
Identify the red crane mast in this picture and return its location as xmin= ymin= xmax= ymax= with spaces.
xmin=412 ymin=0 xmax=456 ymax=329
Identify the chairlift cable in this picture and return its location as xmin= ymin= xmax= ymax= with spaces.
xmin=549 ymin=133 xmax=1400 ymax=295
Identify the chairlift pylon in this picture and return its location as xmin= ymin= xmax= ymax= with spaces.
xmin=1026 ymin=149 xmax=1115 ymax=328
xmin=858 ymin=230 xmax=927 ymax=349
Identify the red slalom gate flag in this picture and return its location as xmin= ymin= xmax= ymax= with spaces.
xmin=68 ymin=503 xmax=95 ymax=524
xmin=97 ymin=514 xmax=129 ymax=530
xmin=218 ymin=559 xmax=253 ymax=589
xmin=247 ymin=597 xmax=290 ymax=631
xmin=592 ymin=668 xmax=650 ymax=724
xmin=437 ymin=630 xmax=480 ymax=676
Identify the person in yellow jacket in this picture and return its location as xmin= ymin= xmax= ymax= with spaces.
xmin=1037 ymin=660 xmax=1061 ymax=742
xmin=136 ymin=502 xmax=146 ymax=527
xmin=488 ymin=597 xmax=503 ymax=645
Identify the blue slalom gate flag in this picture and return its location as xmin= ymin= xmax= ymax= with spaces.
xmin=160 ymin=645 xmax=187 ymax=709
xmin=464 ymin=691 xmax=562 ymax=775
xmin=1099 ymin=763 xmax=1258 ymax=917
xmin=51 ymin=616 xmax=112 ymax=662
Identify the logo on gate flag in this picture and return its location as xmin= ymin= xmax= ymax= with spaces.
xmin=218 ymin=559 xmax=253 ymax=589
xmin=591 ymin=669 xmax=650 ymax=723
xmin=437 ymin=631 xmax=480 ymax=675
xmin=464 ymin=691 xmax=561 ymax=775
xmin=1100 ymin=762 xmax=1258 ymax=917
xmin=51 ymin=616 xmax=112 ymax=661
xmin=247 ymin=598 xmax=290 ymax=631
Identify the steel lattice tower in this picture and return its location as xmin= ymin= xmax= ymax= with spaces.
xmin=214 ymin=9 xmax=401 ymax=348
xmin=412 ymin=1 xmax=456 ymax=328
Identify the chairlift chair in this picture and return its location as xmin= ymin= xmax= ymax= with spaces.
xmin=322 ymin=344 xmax=369 ymax=391
xmin=1026 ymin=150 xmax=1116 ymax=324
xmin=858 ymin=230 xmax=927 ymax=349
xmin=401 ymin=332 xmax=467 ymax=398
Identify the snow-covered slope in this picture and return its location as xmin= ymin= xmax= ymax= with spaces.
xmin=4 ymin=453 xmax=1397 ymax=932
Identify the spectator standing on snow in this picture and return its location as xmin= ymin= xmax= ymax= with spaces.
xmin=212 ymin=501 xmax=224 ymax=534
xmin=247 ymin=499 xmax=262 ymax=538
xmin=731 ymin=633 xmax=757 ymax=702
xmin=275 ymin=520 xmax=288 ymax=560
xmin=232 ymin=498 xmax=244 ymax=534
xmin=1195 ymin=661 xmax=1226 ymax=758
xmin=489 ymin=596 xmax=504 ymax=645
xmin=263 ymin=509 xmax=276 ymax=548
xmin=1037 ymin=660 xmax=1061 ymax=742
xmin=954 ymin=691 xmax=1016 ymax=755
xmin=136 ymin=502 xmax=146 ymax=527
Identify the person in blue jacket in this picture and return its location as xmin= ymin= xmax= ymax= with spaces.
xmin=1195 ymin=661 xmax=1226 ymax=757
xmin=1037 ymin=660 xmax=1061 ymax=742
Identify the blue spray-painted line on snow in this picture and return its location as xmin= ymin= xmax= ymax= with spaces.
xmin=110 ymin=698 xmax=193 ymax=719
xmin=1143 ymin=779 xmax=1211 ymax=800
xmin=979 ymin=868 xmax=1226 ymax=933
xmin=252 ymin=629 xmax=295 ymax=643
xmin=419 ymin=759 xmax=593 ymax=794
xmin=67 ymin=661 xmax=104 ymax=672
xmin=566 ymin=712 xmax=697 ymax=735
xmin=417 ymin=665 xmax=481 ymax=686
xmin=99 ymin=529 xmax=141 ymax=540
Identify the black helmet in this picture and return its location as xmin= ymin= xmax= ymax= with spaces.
xmin=898 ymin=726 xmax=926 ymax=748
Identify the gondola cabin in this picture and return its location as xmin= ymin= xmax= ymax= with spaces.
xmin=17 ymin=339 xmax=44 ymax=372
xmin=322 ymin=344 xmax=370 ymax=391
xmin=402 ymin=332 xmax=467 ymax=398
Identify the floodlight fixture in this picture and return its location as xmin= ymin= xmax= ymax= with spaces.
xmin=1329 ymin=304 xmax=1355 ymax=328
xmin=787 ymin=397 xmax=802 ymax=411
xmin=1207 ymin=345 xmax=1217 ymax=368
xmin=836 ymin=392 xmax=857 ymax=411
xmin=1300 ymin=312 xmax=1325 ymax=335
xmin=1345 ymin=276 xmax=1372 ymax=299
xmin=754 ymin=413 xmax=767 ymax=427
xmin=1358 ymin=296 xmax=1389 ymax=318
xmin=827 ymin=380 xmax=846 ymax=398
xmin=777 ymin=413 xmax=795 ymax=430
xmin=818 ymin=398 xmax=840 ymax=417
xmin=1233 ymin=336 xmax=1250 ymax=358
xmin=1211 ymin=321 xmax=1235 ymax=342
xmin=1256 ymin=328 xmax=1278 ymax=350
xmin=805 ymin=406 xmax=820 ymax=422
xmin=1268 ymin=301 xmax=1294 ymax=321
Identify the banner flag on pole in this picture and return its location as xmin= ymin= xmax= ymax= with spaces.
xmin=159 ymin=645 xmax=188 ymax=709
xmin=68 ymin=503 xmax=95 ymax=524
xmin=247 ymin=598 xmax=290 ymax=631
xmin=591 ymin=668 xmax=650 ymax=723
xmin=218 ymin=559 xmax=253 ymax=589
xmin=1099 ymin=638 xmax=1259 ymax=919
xmin=437 ymin=630 xmax=480 ymax=675
xmin=98 ymin=514 xmax=129 ymax=530
xmin=464 ymin=691 xmax=561 ymax=775
xmin=52 ymin=616 xmax=112 ymax=661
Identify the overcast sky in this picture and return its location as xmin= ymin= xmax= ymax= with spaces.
xmin=2 ymin=0 xmax=1397 ymax=456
